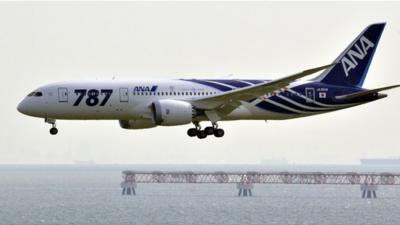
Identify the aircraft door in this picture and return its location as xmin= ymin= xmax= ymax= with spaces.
xmin=58 ymin=88 xmax=68 ymax=103
xmin=305 ymin=88 xmax=315 ymax=103
xmin=119 ymin=88 xmax=129 ymax=102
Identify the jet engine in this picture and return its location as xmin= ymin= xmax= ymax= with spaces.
xmin=151 ymin=99 xmax=195 ymax=126
xmin=119 ymin=119 xmax=156 ymax=129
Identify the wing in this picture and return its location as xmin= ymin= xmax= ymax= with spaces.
xmin=335 ymin=85 xmax=400 ymax=100
xmin=190 ymin=63 xmax=335 ymax=111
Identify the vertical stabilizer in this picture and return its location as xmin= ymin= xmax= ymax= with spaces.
xmin=315 ymin=23 xmax=385 ymax=87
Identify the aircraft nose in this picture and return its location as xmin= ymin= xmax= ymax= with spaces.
xmin=17 ymin=97 xmax=46 ymax=117
xmin=17 ymin=99 xmax=28 ymax=115
xmin=17 ymin=98 xmax=38 ymax=116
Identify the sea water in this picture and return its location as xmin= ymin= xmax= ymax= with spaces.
xmin=0 ymin=165 xmax=399 ymax=225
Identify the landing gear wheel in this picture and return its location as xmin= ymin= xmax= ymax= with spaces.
xmin=197 ymin=130 xmax=207 ymax=139
xmin=187 ymin=128 xmax=197 ymax=137
xmin=204 ymin=126 xmax=214 ymax=135
xmin=214 ymin=129 xmax=224 ymax=138
xmin=45 ymin=118 xmax=58 ymax=135
xmin=49 ymin=127 xmax=58 ymax=135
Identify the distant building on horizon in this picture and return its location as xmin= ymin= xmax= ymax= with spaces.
xmin=360 ymin=157 xmax=400 ymax=165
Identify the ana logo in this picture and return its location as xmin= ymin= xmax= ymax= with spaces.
xmin=341 ymin=36 xmax=375 ymax=77
xmin=133 ymin=85 xmax=158 ymax=92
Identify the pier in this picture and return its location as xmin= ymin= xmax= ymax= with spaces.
xmin=121 ymin=171 xmax=400 ymax=198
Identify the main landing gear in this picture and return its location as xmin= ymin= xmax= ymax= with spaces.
xmin=187 ymin=122 xmax=224 ymax=139
xmin=45 ymin=118 xmax=58 ymax=135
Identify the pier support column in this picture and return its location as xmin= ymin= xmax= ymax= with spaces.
xmin=121 ymin=174 xmax=137 ymax=196
xmin=236 ymin=181 xmax=254 ymax=197
xmin=121 ymin=181 xmax=137 ymax=195
xmin=360 ymin=184 xmax=378 ymax=199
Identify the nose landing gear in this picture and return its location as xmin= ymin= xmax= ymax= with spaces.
xmin=50 ymin=127 xmax=58 ymax=135
xmin=187 ymin=122 xmax=224 ymax=139
xmin=45 ymin=118 xmax=58 ymax=135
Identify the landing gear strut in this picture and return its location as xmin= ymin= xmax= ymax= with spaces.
xmin=187 ymin=122 xmax=224 ymax=139
xmin=45 ymin=118 xmax=58 ymax=135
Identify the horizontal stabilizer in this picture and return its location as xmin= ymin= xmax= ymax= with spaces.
xmin=335 ymin=84 xmax=400 ymax=100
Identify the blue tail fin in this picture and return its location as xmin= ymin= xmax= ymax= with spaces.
xmin=315 ymin=23 xmax=385 ymax=87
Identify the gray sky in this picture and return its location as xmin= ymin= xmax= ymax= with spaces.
xmin=1 ymin=2 xmax=400 ymax=164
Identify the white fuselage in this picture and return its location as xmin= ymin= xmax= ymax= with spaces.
xmin=18 ymin=79 xmax=315 ymax=122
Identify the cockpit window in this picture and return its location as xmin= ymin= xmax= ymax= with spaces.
xmin=27 ymin=91 xmax=43 ymax=97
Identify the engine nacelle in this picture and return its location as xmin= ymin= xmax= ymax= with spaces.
xmin=151 ymin=99 xmax=195 ymax=126
xmin=119 ymin=119 xmax=156 ymax=129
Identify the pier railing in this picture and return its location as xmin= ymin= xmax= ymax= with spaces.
xmin=121 ymin=171 xmax=400 ymax=198
xmin=121 ymin=171 xmax=400 ymax=185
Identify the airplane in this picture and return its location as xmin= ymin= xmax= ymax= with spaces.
xmin=17 ymin=23 xmax=399 ymax=139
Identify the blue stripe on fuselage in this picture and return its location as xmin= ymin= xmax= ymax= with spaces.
xmin=240 ymin=79 xmax=266 ymax=84
xmin=181 ymin=79 xmax=233 ymax=91
xmin=271 ymin=95 xmax=319 ymax=112
xmin=256 ymin=100 xmax=298 ymax=114
xmin=206 ymin=80 xmax=251 ymax=88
